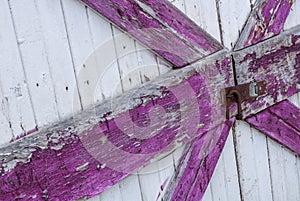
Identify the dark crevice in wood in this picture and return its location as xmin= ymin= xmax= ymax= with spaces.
xmin=231 ymin=55 xmax=238 ymax=86
xmin=215 ymin=0 xmax=224 ymax=46
xmin=266 ymin=136 xmax=275 ymax=201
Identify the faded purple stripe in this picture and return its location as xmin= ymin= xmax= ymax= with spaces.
xmin=80 ymin=0 xmax=222 ymax=67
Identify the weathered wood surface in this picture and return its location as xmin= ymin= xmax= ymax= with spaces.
xmin=79 ymin=0 xmax=223 ymax=67
xmin=234 ymin=25 xmax=300 ymax=118
xmin=2 ymin=24 xmax=300 ymax=199
xmin=0 ymin=50 xmax=234 ymax=200
xmin=247 ymin=100 xmax=300 ymax=155
xmin=164 ymin=119 xmax=235 ymax=201
xmin=1 ymin=0 xmax=300 ymax=200
xmin=235 ymin=0 xmax=293 ymax=49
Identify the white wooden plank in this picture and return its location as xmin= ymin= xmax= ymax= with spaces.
xmin=201 ymin=184 xmax=214 ymax=201
xmin=0 ymin=0 xmax=36 ymax=142
xmin=184 ymin=0 xmax=221 ymax=42
xmin=208 ymin=145 xmax=230 ymax=201
xmin=172 ymin=144 xmax=186 ymax=171
xmin=88 ymin=195 xmax=101 ymax=201
xmin=60 ymin=0 xmax=96 ymax=109
xmin=100 ymin=183 xmax=123 ymax=201
xmin=35 ymin=0 xmax=81 ymax=118
xmin=112 ymin=28 xmax=141 ymax=92
xmin=90 ymin=175 xmax=142 ymax=201
xmin=156 ymin=154 xmax=175 ymax=199
xmin=85 ymin=9 xmax=122 ymax=102
xmin=217 ymin=0 xmax=252 ymax=49
xmin=267 ymin=138 xmax=300 ymax=201
xmin=266 ymin=93 xmax=300 ymax=201
xmin=138 ymin=161 xmax=162 ymax=201
xmin=234 ymin=121 xmax=273 ymax=201
xmin=135 ymin=43 xmax=160 ymax=84
xmin=168 ymin=0 xmax=186 ymax=13
xmin=284 ymin=0 xmax=300 ymax=30
xmin=9 ymin=0 xmax=59 ymax=126
xmin=0 ymin=88 xmax=14 ymax=144
xmin=118 ymin=175 xmax=143 ymax=201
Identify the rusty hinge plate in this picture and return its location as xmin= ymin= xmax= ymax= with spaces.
xmin=225 ymin=81 xmax=267 ymax=120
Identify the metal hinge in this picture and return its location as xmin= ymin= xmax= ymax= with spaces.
xmin=225 ymin=81 xmax=267 ymax=120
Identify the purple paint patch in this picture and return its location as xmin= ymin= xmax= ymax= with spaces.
xmin=268 ymin=100 xmax=300 ymax=131
xmin=0 ymin=135 xmax=127 ymax=200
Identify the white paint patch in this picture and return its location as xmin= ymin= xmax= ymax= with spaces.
xmin=76 ymin=162 xmax=90 ymax=172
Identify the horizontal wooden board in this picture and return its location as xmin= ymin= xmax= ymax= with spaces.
xmin=80 ymin=0 xmax=223 ymax=67
xmin=234 ymin=25 xmax=300 ymax=118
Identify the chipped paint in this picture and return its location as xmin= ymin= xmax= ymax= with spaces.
xmin=80 ymin=0 xmax=223 ymax=67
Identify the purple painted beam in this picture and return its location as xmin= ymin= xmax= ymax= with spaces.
xmin=235 ymin=0 xmax=293 ymax=50
xmin=80 ymin=0 xmax=223 ymax=67
xmin=234 ymin=26 xmax=300 ymax=118
xmin=247 ymin=100 xmax=300 ymax=155
xmin=164 ymin=119 xmax=235 ymax=201
xmin=0 ymin=51 xmax=233 ymax=201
